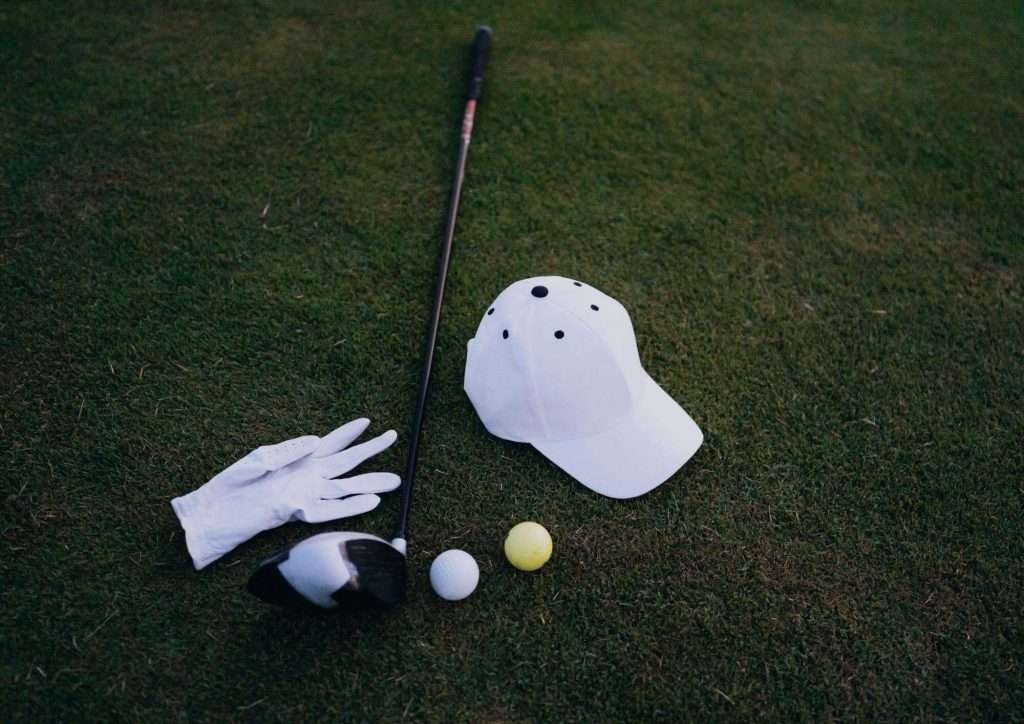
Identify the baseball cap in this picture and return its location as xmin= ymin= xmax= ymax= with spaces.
xmin=464 ymin=276 xmax=703 ymax=499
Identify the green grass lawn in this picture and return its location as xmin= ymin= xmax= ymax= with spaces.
xmin=2 ymin=1 xmax=1022 ymax=720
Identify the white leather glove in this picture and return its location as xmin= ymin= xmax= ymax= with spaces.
xmin=171 ymin=418 xmax=400 ymax=570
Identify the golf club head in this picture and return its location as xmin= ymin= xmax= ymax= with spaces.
xmin=247 ymin=532 xmax=407 ymax=609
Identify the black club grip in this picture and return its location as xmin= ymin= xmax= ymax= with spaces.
xmin=466 ymin=25 xmax=492 ymax=100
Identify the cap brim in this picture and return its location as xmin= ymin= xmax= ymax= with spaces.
xmin=532 ymin=374 xmax=703 ymax=499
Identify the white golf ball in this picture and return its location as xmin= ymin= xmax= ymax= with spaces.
xmin=429 ymin=549 xmax=479 ymax=601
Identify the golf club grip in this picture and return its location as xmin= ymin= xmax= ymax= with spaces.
xmin=395 ymin=27 xmax=491 ymax=543
xmin=467 ymin=26 xmax=492 ymax=100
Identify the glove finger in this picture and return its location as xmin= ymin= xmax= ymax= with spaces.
xmin=317 ymin=430 xmax=398 ymax=478
xmin=312 ymin=418 xmax=371 ymax=458
xmin=250 ymin=435 xmax=321 ymax=471
xmin=213 ymin=434 xmax=320 ymax=484
xmin=323 ymin=472 xmax=401 ymax=497
xmin=298 ymin=494 xmax=381 ymax=524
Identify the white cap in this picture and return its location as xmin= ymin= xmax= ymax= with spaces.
xmin=464 ymin=276 xmax=703 ymax=499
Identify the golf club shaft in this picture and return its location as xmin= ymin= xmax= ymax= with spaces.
xmin=394 ymin=26 xmax=492 ymax=543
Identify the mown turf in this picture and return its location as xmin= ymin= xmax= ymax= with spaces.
xmin=2 ymin=1 xmax=1022 ymax=721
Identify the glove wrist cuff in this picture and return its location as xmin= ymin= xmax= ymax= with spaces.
xmin=170 ymin=490 xmax=205 ymax=520
xmin=170 ymin=495 xmax=220 ymax=570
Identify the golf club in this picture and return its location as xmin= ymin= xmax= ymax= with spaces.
xmin=247 ymin=25 xmax=492 ymax=609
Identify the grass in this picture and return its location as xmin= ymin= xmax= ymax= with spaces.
xmin=2 ymin=0 xmax=1022 ymax=720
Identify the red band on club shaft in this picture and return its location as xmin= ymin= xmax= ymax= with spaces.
xmin=461 ymin=100 xmax=477 ymax=139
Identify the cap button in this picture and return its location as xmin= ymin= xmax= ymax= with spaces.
xmin=531 ymin=285 xmax=548 ymax=298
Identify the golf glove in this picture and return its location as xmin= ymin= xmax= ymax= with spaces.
xmin=171 ymin=418 xmax=400 ymax=570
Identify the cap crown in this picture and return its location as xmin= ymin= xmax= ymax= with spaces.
xmin=465 ymin=276 xmax=646 ymax=443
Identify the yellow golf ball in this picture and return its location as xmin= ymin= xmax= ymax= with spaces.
xmin=504 ymin=522 xmax=552 ymax=571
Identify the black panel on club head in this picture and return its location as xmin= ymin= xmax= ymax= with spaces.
xmin=333 ymin=539 xmax=406 ymax=607
xmin=247 ymin=548 xmax=316 ymax=609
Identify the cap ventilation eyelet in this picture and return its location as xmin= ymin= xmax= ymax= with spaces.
xmin=573 ymin=281 xmax=582 ymax=287
xmin=487 ymin=308 xmax=495 ymax=315
xmin=554 ymin=330 xmax=565 ymax=339
xmin=502 ymin=329 xmax=509 ymax=339
xmin=591 ymin=304 xmax=599 ymax=311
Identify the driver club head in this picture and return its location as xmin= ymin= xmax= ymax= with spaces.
xmin=247 ymin=532 xmax=407 ymax=609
